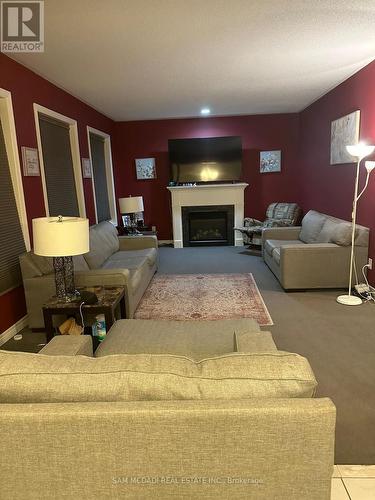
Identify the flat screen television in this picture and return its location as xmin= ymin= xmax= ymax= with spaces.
xmin=169 ymin=136 xmax=242 ymax=184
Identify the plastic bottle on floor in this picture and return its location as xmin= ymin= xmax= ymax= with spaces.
xmin=92 ymin=314 xmax=106 ymax=342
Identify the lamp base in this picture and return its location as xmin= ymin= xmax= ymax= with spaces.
xmin=53 ymin=256 xmax=79 ymax=302
xmin=336 ymin=294 xmax=362 ymax=306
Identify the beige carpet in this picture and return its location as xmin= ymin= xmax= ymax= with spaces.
xmin=134 ymin=273 xmax=273 ymax=325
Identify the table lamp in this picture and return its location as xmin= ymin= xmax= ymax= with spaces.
xmin=33 ymin=216 xmax=89 ymax=301
xmin=119 ymin=196 xmax=144 ymax=233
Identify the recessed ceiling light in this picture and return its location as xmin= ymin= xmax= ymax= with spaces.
xmin=200 ymin=108 xmax=211 ymax=115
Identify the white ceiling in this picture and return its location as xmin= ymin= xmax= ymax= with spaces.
xmin=10 ymin=0 xmax=375 ymax=121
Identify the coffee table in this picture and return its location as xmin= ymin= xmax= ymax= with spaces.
xmin=42 ymin=286 xmax=126 ymax=342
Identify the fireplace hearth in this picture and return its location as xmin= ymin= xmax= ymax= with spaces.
xmin=182 ymin=205 xmax=234 ymax=246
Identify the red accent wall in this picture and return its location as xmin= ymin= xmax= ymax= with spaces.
xmin=112 ymin=114 xmax=301 ymax=240
xmin=298 ymin=60 xmax=375 ymax=284
xmin=0 ymin=54 xmax=114 ymax=334
xmin=2 ymin=53 xmax=375 ymax=335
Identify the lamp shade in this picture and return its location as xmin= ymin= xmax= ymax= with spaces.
xmin=33 ymin=216 xmax=89 ymax=257
xmin=346 ymin=143 xmax=375 ymax=160
xmin=119 ymin=196 xmax=144 ymax=214
xmin=365 ymin=161 xmax=375 ymax=173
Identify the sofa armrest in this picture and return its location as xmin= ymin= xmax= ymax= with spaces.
xmin=75 ymin=268 xmax=130 ymax=287
xmin=262 ymin=226 xmax=302 ymax=244
xmin=39 ymin=335 xmax=93 ymax=357
xmin=118 ymin=235 xmax=158 ymax=251
xmin=279 ymin=243 xmax=351 ymax=289
xmin=235 ymin=331 xmax=277 ymax=352
xmin=281 ymin=242 xmax=342 ymax=257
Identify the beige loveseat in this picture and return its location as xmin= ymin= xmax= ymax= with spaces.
xmin=263 ymin=210 xmax=369 ymax=290
xmin=0 ymin=319 xmax=336 ymax=500
xmin=19 ymin=221 xmax=158 ymax=327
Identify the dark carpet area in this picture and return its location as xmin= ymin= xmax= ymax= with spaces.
xmin=158 ymin=246 xmax=375 ymax=465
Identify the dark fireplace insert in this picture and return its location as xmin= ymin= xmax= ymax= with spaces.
xmin=182 ymin=205 xmax=234 ymax=246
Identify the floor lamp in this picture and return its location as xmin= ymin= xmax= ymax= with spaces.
xmin=337 ymin=143 xmax=375 ymax=306
xmin=33 ymin=216 xmax=89 ymax=301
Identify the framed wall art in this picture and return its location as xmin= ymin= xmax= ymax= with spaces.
xmin=260 ymin=150 xmax=281 ymax=173
xmin=81 ymin=158 xmax=92 ymax=178
xmin=330 ymin=110 xmax=360 ymax=164
xmin=21 ymin=147 xmax=40 ymax=176
xmin=135 ymin=158 xmax=156 ymax=180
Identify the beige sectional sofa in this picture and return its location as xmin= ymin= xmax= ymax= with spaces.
xmin=19 ymin=221 xmax=158 ymax=327
xmin=0 ymin=319 xmax=336 ymax=500
xmin=262 ymin=210 xmax=369 ymax=290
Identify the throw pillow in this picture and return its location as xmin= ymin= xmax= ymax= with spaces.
xmin=331 ymin=223 xmax=352 ymax=246
xmin=299 ymin=210 xmax=326 ymax=243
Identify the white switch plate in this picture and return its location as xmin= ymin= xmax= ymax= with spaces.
xmin=369 ymin=258 xmax=373 ymax=270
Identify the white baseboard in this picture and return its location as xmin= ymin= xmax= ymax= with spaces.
xmin=0 ymin=315 xmax=29 ymax=347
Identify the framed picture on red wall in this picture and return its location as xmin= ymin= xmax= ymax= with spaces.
xmin=21 ymin=147 xmax=40 ymax=176
xmin=135 ymin=158 xmax=156 ymax=179
xmin=81 ymin=158 xmax=92 ymax=178
xmin=260 ymin=150 xmax=281 ymax=173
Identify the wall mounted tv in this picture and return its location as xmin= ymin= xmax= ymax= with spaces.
xmin=169 ymin=136 xmax=242 ymax=184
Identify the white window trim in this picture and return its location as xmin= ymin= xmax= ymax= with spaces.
xmin=0 ymin=88 xmax=31 ymax=252
xmin=33 ymin=103 xmax=86 ymax=218
xmin=87 ymin=126 xmax=117 ymax=225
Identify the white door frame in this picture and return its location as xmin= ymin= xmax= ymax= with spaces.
xmin=0 ymin=87 xmax=30 ymax=251
xmin=87 ymin=126 xmax=117 ymax=225
xmin=33 ymin=103 xmax=86 ymax=218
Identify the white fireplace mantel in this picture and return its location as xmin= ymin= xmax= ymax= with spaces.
xmin=167 ymin=183 xmax=248 ymax=248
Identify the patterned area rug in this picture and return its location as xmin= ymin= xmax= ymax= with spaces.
xmin=134 ymin=273 xmax=273 ymax=326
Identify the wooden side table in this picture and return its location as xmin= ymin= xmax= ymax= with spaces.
xmin=42 ymin=286 xmax=126 ymax=342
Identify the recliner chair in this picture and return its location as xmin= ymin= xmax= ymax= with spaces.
xmin=235 ymin=202 xmax=302 ymax=247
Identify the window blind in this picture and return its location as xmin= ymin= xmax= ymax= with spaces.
xmin=89 ymin=133 xmax=111 ymax=223
xmin=38 ymin=114 xmax=79 ymax=216
xmin=0 ymin=118 xmax=26 ymax=294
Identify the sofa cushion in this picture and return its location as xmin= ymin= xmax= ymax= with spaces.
xmin=108 ymin=248 xmax=157 ymax=267
xmin=331 ymin=223 xmax=352 ymax=246
xmin=0 ymin=349 xmax=317 ymax=403
xmin=96 ymin=221 xmax=120 ymax=254
xmin=265 ymin=239 xmax=304 ymax=257
xmin=73 ymin=254 xmax=90 ymax=271
xmin=84 ymin=222 xmax=119 ymax=269
xmin=316 ymin=217 xmax=338 ymax=243
xmin=84 ymin=227 xmax=109 ymax=269
xmin=29 ymin=252 xmax=54 ymax=275
xmin=316 ymin=217 xmax=351 ymax=246
xmin=95 ymin=318 xmax=260 ymax=360
xmin=102 ymin=254 xmax=148 ymax=270
xmin=299 ymin=210 xmax=326 ymax=244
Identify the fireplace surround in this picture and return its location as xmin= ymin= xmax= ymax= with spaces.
xmin=167 ymin=183 xmax=248 ymax=248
